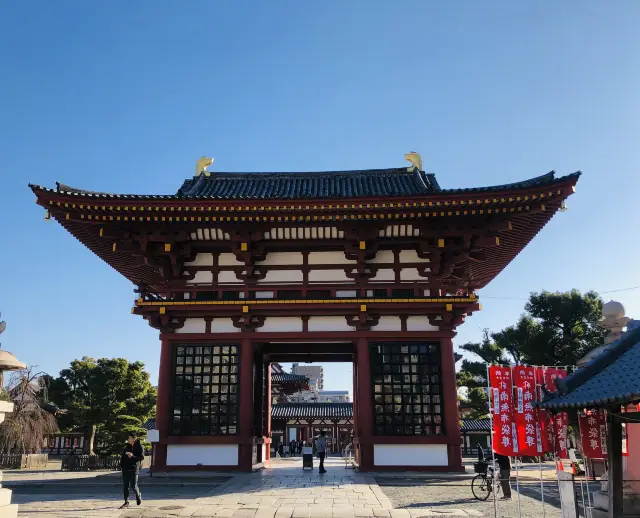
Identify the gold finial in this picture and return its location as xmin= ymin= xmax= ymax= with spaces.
xmin=404 ymin=151 xmax=422 ymax=171
xmin=196 ymin=156 xmax=214 ymax=177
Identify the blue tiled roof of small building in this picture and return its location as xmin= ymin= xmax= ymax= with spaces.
xmin=271 ymin=403 xmax=353 ymax=419
xmin=538 ymin=325 xmax=640 ymax=410
xmin=271 ymin=373 xmax=309 ymax=384
xmin=460 ymin=418 xmax=491 ymax=432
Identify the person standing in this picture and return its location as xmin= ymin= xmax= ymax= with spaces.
xmin=494 ymin=452 xmax=512 ymax=500
xmin=119 ymin=433 xmax=144 ymax=509
xmin=316 ymin=430 xmax=327 ymax=474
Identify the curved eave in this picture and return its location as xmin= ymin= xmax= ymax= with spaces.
xmin=29 ymin=171 xmax=580 ymax=204
xmin=30 ymin=173 xmax=580 ymax=290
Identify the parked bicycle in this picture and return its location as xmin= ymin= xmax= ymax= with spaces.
xmin=471 ymin=460 xmax=501 ymax=501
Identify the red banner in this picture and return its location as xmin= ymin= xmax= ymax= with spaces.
xmin=513 ymin=366 xmax=542 ymax=456
xmin=579 ymin=410 xmax=607 ymax=459
xmin=543 ymin=367 xmax=566 ymax=392
xmin=553 ymin=411 xmax=569 ymax=459
xmin=489 ymin=366 xmax=516 ymax=456
xmin=535 ymin=367 xmax=554 ymax=453
xmin=543 ymin=367 xmax=569 ymax=458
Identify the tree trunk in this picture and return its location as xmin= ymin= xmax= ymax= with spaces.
xmin=88 ymin=424 xmax=96 ymax=455
xmin=83 ymin=424 xmax=96 ymax=455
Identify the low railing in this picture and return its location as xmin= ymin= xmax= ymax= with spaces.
xmin=62 ymin=455 xmax=152 ymax=471
xmin=0 ymin=453 xmax=48 ymax=469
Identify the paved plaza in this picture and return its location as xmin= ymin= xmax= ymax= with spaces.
xmin=8 ymin=457 xmax=583 ymax=518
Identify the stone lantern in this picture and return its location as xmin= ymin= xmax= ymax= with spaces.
xmin=0 ymin=320 xmax=25 ymax=518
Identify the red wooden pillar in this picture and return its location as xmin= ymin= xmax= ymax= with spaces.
xmin=152 ymin=334 xmax=173 ymax=471
xmin=238 ymin=338 xmax=255 ymax=471
xmin=264 ymin=362 xmax=272 ymax=460
xmin=440 ymin=336 xmax=463 ymax=471
xmin=356 ymin=338 xmax=374 ymax=470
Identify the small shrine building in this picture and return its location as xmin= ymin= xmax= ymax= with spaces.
xmin=30 ymin=154 xmax=579 ymax=472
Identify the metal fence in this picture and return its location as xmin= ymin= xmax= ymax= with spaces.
xmin=61 ymin=455 xmax=152 ymax=471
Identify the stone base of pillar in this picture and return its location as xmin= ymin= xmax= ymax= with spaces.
xmin=0 ymin=488 xmax=17 ymax=518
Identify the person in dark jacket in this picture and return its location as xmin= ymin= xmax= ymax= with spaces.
xmin=119 ymin=433 xmax=144 ymax=509
xmin=494 ymin=452 xmax=512 ymax=500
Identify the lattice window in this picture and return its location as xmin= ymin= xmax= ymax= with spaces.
xmin=172 ymin=344 xmax=239 ymax=436
xmin=370 ymin=342 xmax=444 ymax=436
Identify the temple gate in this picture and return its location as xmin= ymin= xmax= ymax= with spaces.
xmin=30 ymin=155 xmax=579 ymax=471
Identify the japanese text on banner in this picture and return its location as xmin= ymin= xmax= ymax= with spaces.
xmin=489 ymin=366 xmax=515 ymax=456
xmin=513 ymin=366 xmax=542 ymax=456
xmin=535 ymin=367 xmax=553 ymax=453
xmin=579 ymin=410 xmax=606 ymax=459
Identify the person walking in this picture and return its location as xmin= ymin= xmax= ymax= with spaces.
xmin=494 ymin=452 xmax=512 ymax=500
xmin=119 ymin=432 xmax=144 ymax=509
xmin=316 ymin=430 xmax=327 ymax=474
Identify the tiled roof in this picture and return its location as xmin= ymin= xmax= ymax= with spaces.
xmin=32 ymin=170 xmax=581 ymax=201
xmin=460 ymin=418 xmax=491 ymax=432
xmin=538 ymin=326 xmax=640 ymax=410
xmin=272 ymin=373 xmax=309 ymax=384
xmin=142 ymin=419 xmax=156 ymax=430
xmin=271 ymin=403 xmax=353 ymax=419
xmin=176 ymin=168 xmax=439 ymax=199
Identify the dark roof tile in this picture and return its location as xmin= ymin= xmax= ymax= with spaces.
xmin=271 ymin=373 xmax=309 ymax=384
xmin=538 ymin=325 xmax=640 ymax=410
xmin=460 ymin=418 xmax=491 ymax=432
xmin=271 ymin=403 xmax=353 ymax=419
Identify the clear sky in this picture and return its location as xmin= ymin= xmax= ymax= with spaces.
xmin=1 ymin=2 xmax=639 ymax=390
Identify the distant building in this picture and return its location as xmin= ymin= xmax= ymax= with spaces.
xmin=291 ymin=364 xmax=323 ymax=390
xmin=295 ymin=389 xmax=349 ymax=403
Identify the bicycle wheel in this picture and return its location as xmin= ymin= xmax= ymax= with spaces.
xmin=472 ymin=474 xmax=491 ymax=501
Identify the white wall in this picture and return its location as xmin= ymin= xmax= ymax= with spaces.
xmin=184 ymin=253 xmax=214 ymax=266
xmin=211 ymin=318 xmax=239 ymax=333
xmin=259 ymin=317 xmax=303 ymax=333
xmin=186 ymin=271 xmax=214 ymax=284
xmin=406 ymin=317 xmax=439 ymax=332
xmin=399 ymin=268 xmax=422 ymax=281
xmin=373 ymin=316 xmax=402 ymax=331
xmin=372 ymin=269 xmax=395 ymax=281
xmin=257 ymin=252 xmax=303 ymax=265
xmin=369 ymin=250 xmax=394 ymax=264
xmin=307 ymin=316 xmax=355 ymax=332
xmin=308 ymin=251 xmax=355 ymax=265
xmin=308 ymin=270 xmax=350 ymax=282
xmin=217 ymin=271 xmax=241 ymax=284
xmin=399 ymin=250 xmax=430 ymax=263
xmin=373 ymin=444 xmax=448 ymax=466
xmin=218 ymin=253 xmax=243 ymax=266
xmin=176 ymin=318 xmax=207 ymax=334
xmin=260 ymin=270 xmax=303 ymax=283
xmin=166 ymin=444 xmax=238 ymax=466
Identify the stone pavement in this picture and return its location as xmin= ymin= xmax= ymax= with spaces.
xmin=13 ymin=457 xmax=497 ymax=517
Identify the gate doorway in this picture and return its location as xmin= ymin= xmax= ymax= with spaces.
xmin=252 ymin=342 xmax=358 ymax=465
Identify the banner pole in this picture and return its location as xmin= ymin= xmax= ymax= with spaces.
xmin=487 ymin=363 xmax=498 ymax=518
xmin=535 ymin=366 xmax=546 ymax=518
xmin=511 ymin=366 xmax=523 ymax=518
xmin=584 ymin=454 xmax=593 ymax=518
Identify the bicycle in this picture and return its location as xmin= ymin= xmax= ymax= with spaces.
xmin=471 ymin=461 xmax=501 ymax=501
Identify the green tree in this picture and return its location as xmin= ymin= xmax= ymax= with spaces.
xmin=497 ymin=290 xmax=607 ymax=366
xmin=49 ymin=357 xmax=156 ymax=454
xmin=456 ymin=330 xmax=509 ymax=418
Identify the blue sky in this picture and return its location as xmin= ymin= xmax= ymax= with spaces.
xmin=1 ymin=2 xmax=639 ymax=393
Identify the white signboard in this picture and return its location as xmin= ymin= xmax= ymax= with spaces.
xmin=146 ymin=429 xmax=160 ymax=443
xmin=302 ymin=447 xmax=313 ymax=455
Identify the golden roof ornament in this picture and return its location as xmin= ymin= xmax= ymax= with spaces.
xmin=404 ymin=151 xmax=422 ymax=171
xmin=196 ymin=156 xmax=214 ymax=177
